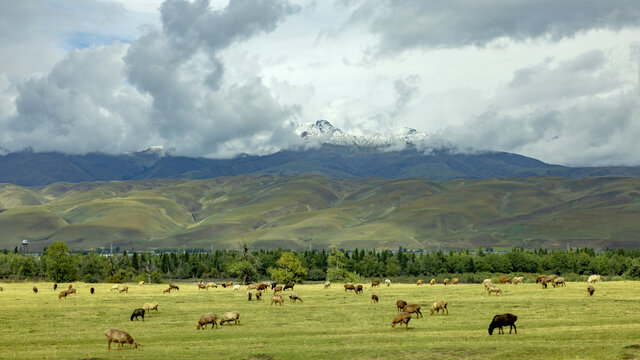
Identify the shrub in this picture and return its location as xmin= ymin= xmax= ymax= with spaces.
xmin=107 ymin=269 xmax=130 ymax=283
xmin=327 ymin=268 xmax=363 ymax=283
xmin=625 ymin=264 xmax=640 ymax=280
xmin=307 ymin=268 xmax=326 ymax=281
xmin=151 ymin=270 xmax=164 ymax=284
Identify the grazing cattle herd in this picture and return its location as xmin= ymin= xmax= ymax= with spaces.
xmin=0 ymin=273 xmax=606 ymax=351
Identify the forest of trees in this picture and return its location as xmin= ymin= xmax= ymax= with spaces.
xmin=2 ymin=241 xmax=640 ymax=283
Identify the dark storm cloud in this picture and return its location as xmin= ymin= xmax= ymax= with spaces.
xmin=346 ymin=0 xmax=640 ymax=54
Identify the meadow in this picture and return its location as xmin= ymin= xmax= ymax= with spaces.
xmin=1 ymin=280 xmax=640 ymax=359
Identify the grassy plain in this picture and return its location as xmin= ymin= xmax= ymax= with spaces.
xmin=1 ymin=280 xmax=640 ymax=359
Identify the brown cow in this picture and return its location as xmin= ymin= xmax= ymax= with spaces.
xmin=257 ymin=283 xmax=268 ymax=291
xmin=271 ymin=294 xmax=284 ymax=306
xmin=371 ymin=280 xmax=380 ymax=288
xmin=344 ymin=284 xmax=356 ymax=292
xmin=391 ymin=312 xmax=411 ymax=331
xmin=430 ymin=300 xmax=448 ymax=315
xmin=104 ymin=328 xmax=137 ymax=350
xmin=288 ymin=293 xmax=303 ymax=303
xmin=416 ymin=280 xmax=424 ymax=286
xmin=498 ymin=276 xmax=512 ymax=284
xmin=402 ymin=304 xmax=423 ymax=319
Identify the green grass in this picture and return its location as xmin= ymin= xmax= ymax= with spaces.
xmin=1 ymin=281 xmax=639 ymax=359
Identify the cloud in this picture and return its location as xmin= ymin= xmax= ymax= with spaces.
xmin=1 ymin=0 xmax=639 ymax=168
xmin=437 ymin=49 xmax=640 ymax=166
xmin=1 ymin=43 xmax=152 ymax=154
xmin=0 ymin=1 xmax=137 ymax=83
xmin=345 ymin=0 xmax=640 ymax=55
xmin=123 ymin=0 xmax=301 ymax=157
xmin=392 ymin=75 xmax=420 ymax=118
xmin=1 ymin=0 xmax=302 ymax=157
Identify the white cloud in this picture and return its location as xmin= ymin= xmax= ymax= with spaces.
xmin=1 ymin=0 xmax=302 ymax=157
xmin=1 ymin=0 xmax=640 ymax=166
xmin=439 ymin=49 xmax=640 ymax=166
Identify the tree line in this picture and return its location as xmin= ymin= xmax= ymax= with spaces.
xmin=2 ymin=241 xmax=640 ymax=283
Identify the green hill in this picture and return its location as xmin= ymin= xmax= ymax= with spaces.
xmin=1 ymin=175 xmax=640 ymax=251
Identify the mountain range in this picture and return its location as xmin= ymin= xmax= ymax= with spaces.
xmin=2 ymin=120 xmax=640 ymax=186
xmin=3 ymin=120 xmax=640 ymax=251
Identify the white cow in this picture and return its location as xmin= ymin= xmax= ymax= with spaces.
xmin=587 ymin=275 xmax=601 ymax=284
xmin=482 ymin=279 xmax=493 ymax=289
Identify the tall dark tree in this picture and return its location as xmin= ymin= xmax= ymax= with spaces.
xmin=131 ymin=251 xmax=140 ymax=270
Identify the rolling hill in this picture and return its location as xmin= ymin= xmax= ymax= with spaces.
xmin=1 ymin=175 xmax=640 ymax=251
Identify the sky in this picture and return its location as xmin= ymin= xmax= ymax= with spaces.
xmin=1 ymin=0 xmax=639 ymax=166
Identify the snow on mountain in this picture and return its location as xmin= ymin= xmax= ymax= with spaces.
xmin=0 ymin=147 xmax=9 ymax=156
xmin=296 ymin=120 xmax=431 ymax=149
xmin=130 ymin=145 xmax=165 ymax=157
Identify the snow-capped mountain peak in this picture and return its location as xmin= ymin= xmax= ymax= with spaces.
xmin=298 ymin=120 xmax=342 ymax=139
xmin=296 ymin=120 xmax=430 ymax=149
xmin=130 ymin=145 xmax=165 ymax=157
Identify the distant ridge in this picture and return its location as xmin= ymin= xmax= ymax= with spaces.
xmin=1 ymin=120 xmax=640 ymax=186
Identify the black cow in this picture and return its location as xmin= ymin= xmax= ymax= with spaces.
xmin=130 ymin=308 xmax=145 ymax=321
xmin=283 ymin=282 xmax=295 ymax=291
